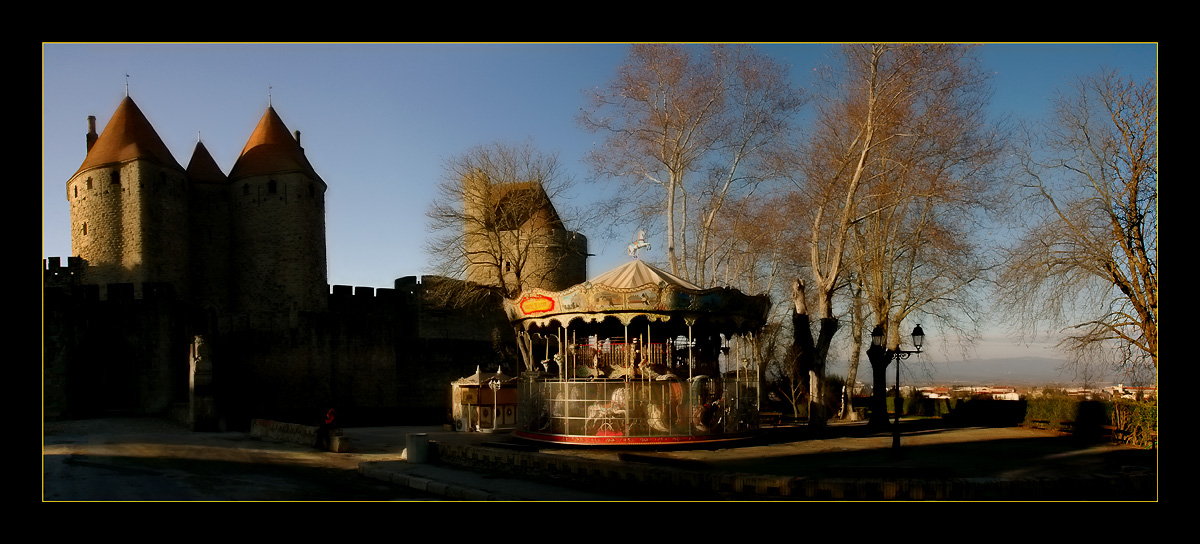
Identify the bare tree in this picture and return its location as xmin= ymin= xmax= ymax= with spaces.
xmin=425 ymin=140 xmax=582 ymax=300
xmin=785 ymin=44 xmax=1001 ymax=426
xmin=997 ymin=70 xmax=1158 ymax=377
xmin=580 ymin=44 xmax=805 ymax=284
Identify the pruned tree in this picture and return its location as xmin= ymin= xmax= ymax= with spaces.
xmin=579 ymin=44 xmax=805 ymax=285
xmin=785 ymin=44 xmax=1002 ymax=426
xmin=997 ymin=69 xmax=1158 ymax=377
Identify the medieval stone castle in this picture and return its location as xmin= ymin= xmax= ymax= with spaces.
xmin=43 ymin=96 xmax=587 ymax=428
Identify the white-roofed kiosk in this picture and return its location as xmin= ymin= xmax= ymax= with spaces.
xmin=505 ymin=259 xmax=771 ymax=445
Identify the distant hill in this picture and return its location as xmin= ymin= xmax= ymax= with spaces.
xmin=828 ymin=356 xmax=1112 ymax=387
xmin=911 ymin=356 xmax=1107 ymax=386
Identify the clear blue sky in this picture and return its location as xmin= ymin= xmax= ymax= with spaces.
xmin=42 ymin=43 xmax=1157 ymax=364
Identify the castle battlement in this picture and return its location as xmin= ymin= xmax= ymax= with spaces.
xmin=46 ymin=95 xmax=539 ymax=427
xmin=43 ymin=257 xmax=83 ymax=288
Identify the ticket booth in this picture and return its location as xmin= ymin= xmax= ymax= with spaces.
xmin=451 ymin=366 xmax=517 ymax=432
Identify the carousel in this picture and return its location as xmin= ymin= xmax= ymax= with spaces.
xmin=505 ymin=253 xmax=771 ymax=445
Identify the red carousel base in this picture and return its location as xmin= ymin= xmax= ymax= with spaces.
xmin=514 ymin=429 xmax=754 ymax=446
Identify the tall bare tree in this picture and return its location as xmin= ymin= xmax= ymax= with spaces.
xmin=579 ymin=44 xmax=804 ymax=285
xmin=997 ymin=70 xmax=1158 ymax=376
xmin=786 ymin=44 xmax=1001 ymax=426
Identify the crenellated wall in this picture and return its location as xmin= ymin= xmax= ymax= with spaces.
xmin=44 ymin=258 xmax=516 ymax=427
xmin=43 ymin=258 xmax=189 ymax=418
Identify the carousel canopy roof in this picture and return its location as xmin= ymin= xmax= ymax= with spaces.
xmin=587 ymin=260 xmax=702 ymax=291
xmin=505 ymin=259 xmax=770 ymax=333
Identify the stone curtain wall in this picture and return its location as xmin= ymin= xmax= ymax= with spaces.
xmin=45 ymin=260 xmax=513 ymax=427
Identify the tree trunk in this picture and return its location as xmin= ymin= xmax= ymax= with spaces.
xmin=810 ymin=317 xmax=838 ymax=427
xmin=866 ymin=344 xmax=891 ymax=428
xmin=791 ymin=278 xmax=836 ymax=427
xmin=665 ymin=176 xmax=680 ymax=276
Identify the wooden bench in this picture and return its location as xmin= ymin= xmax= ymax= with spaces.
xmin=758 ymin=412 xmax=782 ymax=427
xmin=1028 ymin=419 xmax=1050 ymax=430
xmin=1057 ymin=420 xmax=1075 ymax=434
xmin=1100 ymin=425 xmax=1127 ymax=444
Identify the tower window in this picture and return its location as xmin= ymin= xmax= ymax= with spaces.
xmin=73 ymin=186 xmax=78 ymax=198
xmin=308 ymin=184 xmax=315 ymax=197
xmin=110 ymin=171 xmax=120 ymax=185
xmin=268 ymin=180 xmax=277 ymax=194
xmin=243 ymin=184 xmax=250 ymax=196
xmin=86 ymin=177 xmax=93 ymax=190
xmin=82 ymin=223 xmax=87 ymax=235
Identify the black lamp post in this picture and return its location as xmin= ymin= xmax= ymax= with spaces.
xmin=871 ymin=324 xmax=925 ymax=450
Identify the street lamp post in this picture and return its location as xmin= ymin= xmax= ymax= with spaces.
xmin=871 ymin=324 xmax=925 ymax=450
xmin=487 ymin=378 xmax=501 ymax=433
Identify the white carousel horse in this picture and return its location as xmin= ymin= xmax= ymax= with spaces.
xmin=627 ymin=230 xmax=651 ymax=258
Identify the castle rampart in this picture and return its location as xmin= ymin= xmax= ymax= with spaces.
xmin=46 ymin=96 xmax=554 ymax=428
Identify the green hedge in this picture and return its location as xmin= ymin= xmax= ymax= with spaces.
xmin=876 ymin=394 xmax=1158 ymax=448
xmin=1107 ymin=399 xmax=1158 ymax=448
xmin=1022 ymin=397 xmax=1158 ymax=448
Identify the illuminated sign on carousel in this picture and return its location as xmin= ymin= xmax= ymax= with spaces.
xmin=518 ymin=295 xmax=555 ymax=315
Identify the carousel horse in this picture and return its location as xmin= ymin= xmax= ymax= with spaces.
xmin=585 ymin=387 xmax=631 ymax=435
xmin=647 ymin=403 xmax=671 ymax=433
xmin=627 ymin=230 xmax=651 ymax=257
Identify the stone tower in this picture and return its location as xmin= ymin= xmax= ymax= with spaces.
xmin=186 ymin=139 xmax=233 ymax=314
xmin=462 ymin=173 xmax=587 ymax=295
xmin=66 ymin=96 xmax=190 ymax=300
xmin=227 ymin=106 xmax=329 ymax=314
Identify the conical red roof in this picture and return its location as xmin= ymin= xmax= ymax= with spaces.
xmin=73 ymin=96 xmax=182 ymax=176
xmin=186 ymin=140 xmax=227 ymax=184
xmin=228 ymin=106 xmax=324 ymax=185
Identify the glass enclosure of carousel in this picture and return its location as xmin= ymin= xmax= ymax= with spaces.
xmin=506 ymin=260 xmax=771 ymax=445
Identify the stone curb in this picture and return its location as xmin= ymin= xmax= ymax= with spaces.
xmin=422 ymin=441 xmax=1156 ymax=500
xmin=359 ymin=462 xmax=496 ymax=501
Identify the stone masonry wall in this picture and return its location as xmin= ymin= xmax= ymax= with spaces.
xmin=230 ymin=171 xmax=327 ymax=314
xmin=67 ymin=160 xmax=190 ymax=300
xmin=188 ymin=180 xmax=233 ymax=313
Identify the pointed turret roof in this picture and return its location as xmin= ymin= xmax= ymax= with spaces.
xmin=186 ymin=140 xmax=228 ymax=184
xmin=73 ymin=96 xmax=182 ymax=176
xmin=228 ymin=106 xmax=324 ymax=185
